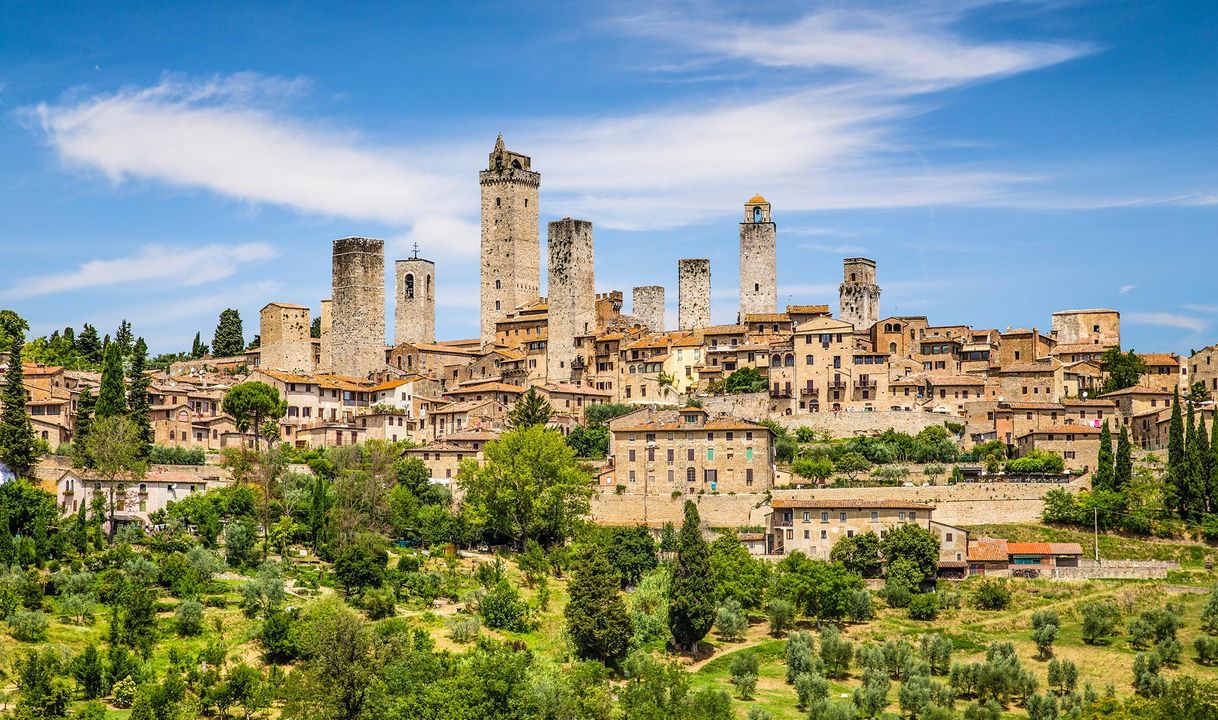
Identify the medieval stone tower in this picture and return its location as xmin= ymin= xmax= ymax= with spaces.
xmin=480 ymin=134 xmax=541 ymax=345
xmin=678 ymin=258 xmax=711 ymax=331
xmin=317 ymin=298 xmax=332 ymax=374
xmin=259 ymin=302 xmax=313 ymax=373
xmin=394 ymin=250 xmax=436 ymax=346
xmin=331 ymin=236 xmax=386 ymax=377
xmin=546 ymin=218 xmax=595 ymax=383
xmin=739 ymin=194 xmax=777 ymax=317
xmin=838 ymin=257 xmax=880 ymax=331
xmin=632 ymin=285 xmax=665 ymax=332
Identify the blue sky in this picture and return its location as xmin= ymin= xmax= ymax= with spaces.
xmin=1 ymin=0 xmax=1215 ymax=355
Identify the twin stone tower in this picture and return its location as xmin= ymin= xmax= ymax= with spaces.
xmin=266 ymin=136 xmax=879 ymax=379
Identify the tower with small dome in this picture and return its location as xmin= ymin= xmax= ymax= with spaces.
xmin=739 ymin=194 xmax=777 ymax=318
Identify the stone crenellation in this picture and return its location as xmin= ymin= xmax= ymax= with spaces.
xmin=395 ymin=257 xmax=436 ymax=346
xmin=739 ymin=195 xmax=777 ymax=317
xmin=678 ymin=258 xmax=711 ymax=330
xmin=331 ymin=236 xmax=386 ymax=378
xmin=839 ymin=256 xmax=880 ymax=331
xmin=479 ymin=134 xmax=541 ymax=345
xmin=546 ymin=218 xmax=595 ymax=383
xmin=632 ymin=285 xmax=666 ymax=332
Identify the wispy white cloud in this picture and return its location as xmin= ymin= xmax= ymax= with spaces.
xmin=802 ymin=242 xmax=868 ymax=254
xmin=1127 ymin=312 xmax=1208 ymax=334
xmin=620 ymin=4 xmax=1091 ymax=87
xmin=2 ymin=242 xmax=276 ymax=299
xmin=1183 ymin=304 xmax=1218 ymax=314
xmin=1119 ymin=284 xmax=1135 ymax=294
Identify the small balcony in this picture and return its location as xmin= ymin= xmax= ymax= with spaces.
xmin=800 ymin=385 xmax=819 ymax=397
xmin=826 ymin=379 xmax=848 ymax=390
xmin=855 ymin=379 xmax=877 ymax=389
xmin=774 ymin=518 xmax=793 ymax=528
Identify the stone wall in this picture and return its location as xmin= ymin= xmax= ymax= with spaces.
xmin=839 ymin=257 xmax=880 ymax=332
xmin=739 ymin=213 xmax=776 ymax=316
xmin=317 ymin=298 xmax=332 ymax=374
xmin=1050 ymin=309 xmax=1120 ymax=347
xmin=632 ymin=285 xmax=666 ymax=332
xmin=1051 ymin=559 xmax=1175 ymax=581
xmin=331 ymin=237 xmax=385 ymax=378
xmin=479 ymin=139 xmax=541 ymax=344
xmin=590 ymin=477 xmax=1088 ymax=529
xmin=700 ymin=392 xmax=948 ymax=437
xmin=678 ymin=258 xmax=711 ymax=331
xmin=546 ymin=218 xmax=595 ymax=383
xmin=394 ymin=258 xmax=436 ymax=346
xmin=259 ymin=302 xmax=313 ymax=373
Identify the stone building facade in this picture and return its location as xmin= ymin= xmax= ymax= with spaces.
xmin=394 ymin=256 xmax=436 ymax=346
xmin=838 ymin=257 xmax=880 ymax=332
xmin=678 ymin=258 xmax=711 ymax=331
xmin=258 ymin=302 xmax=313 ymax=373
xmin=317 ymin=298 xmax=332 ymax=373
xmin=768 ymin=499 xmax=934 ymax=558
xmin=1050 ymin=309 xmax=1120 ymax=347
xmin=480 ymin=135 xmax=541 ymax=345
xmin=546 ymin=218 xmax=595 ymax=384
xmin=739 ymin=195 xmax=777 ymax=317
xmin=632 ymin=285 xmax=666 ymax=332
xmin=331 ymin=237 xmax=386 ymax=378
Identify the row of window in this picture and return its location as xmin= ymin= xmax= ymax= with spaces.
xmin=627 ymin=447 xmax=756 ymax=462
xmin=626 ymin=467 xmax=755 ymax=485
xmin=627 ymin=431 xmax=755 ymax=442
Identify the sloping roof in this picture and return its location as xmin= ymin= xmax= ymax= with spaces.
xmin=542 ymin=383 xmax=613 ymax=397
xmin=744 ymin=313 xmax=790 ymax=323
xmin=446 ymin=382 xmax=526 ymax=395
xmin=1100 ymin=385 xmax=1174 ymax=397
xmin=1018 ymin=425 xmax=1101 ymax=437
xmin=786 ymin=304 xmax=831 ymax=315
xmin=747 ymin=194 xmax=768 ymax=204
xmin=1061 ymin=398 xmax=1117 ymax=407
xmin=927 ymin=375 xmax=986 ymax=386
xmin=967 ymin=537 xmax=1009 ymax=562
xmin=1005 ymin=542 xmax=1053 ymax=555
xmin=1139 ymin=353 xmax=1180 ymax=366
xmin=701 ymin=324 xmax=749 ymax=335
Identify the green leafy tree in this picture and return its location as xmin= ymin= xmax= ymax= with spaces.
xmin=459 ymin=425 xmax=591 ymax=548
xmin=126 ymin=337 xmax=153 ymax=460
xmin=70 ymin=644 xmax=105 ymax=699
xmin=880 ymin=523 xmax=940 ymax=584
xmin=729 ymin=652 xmax=759 ymax=699
xmin=669 ymin=501 xmax=715 ymax=652
xmin=709 ymin=530 xmax=770 ymax=609
xmin=1115 ymin=424 xmax=1133 ymax=492
xmin=0 ymin=311 xmax=39 ymax=477
xmin=77 ymin=324 xmax=103 ymax=364
xmin=725 ymin=367 xmax=767 ymax=394
xmin=82 ymin=416 xmax=147 ymax=541
xmin=819 ymin=626 xmax=854 ymax=679
xmin=715 ymin=598 xmax=748 ymax=641
xmin=222 ymin=381 xmax=287 ymax=451
xmin=72 ymin=387 xmax=96 ymax=466
xmin=834 ymin=451 xmax=872 ymax=481
xmin=792 ymin=456 xmax=834 ymax=483
xmin=1101 ymin=348 xmax=1148 ymax=393
xmin=564 ymin=543 xmax=634 ymax=666
xmin=212 ymin=308 xmax=245 ymax=357
xmin=566 ymin=423 xmax=610 ymax=458
xmin=1093 ymin=420 xmax=1114 ymax=491
xmin=602 ymin=525 xmax=658 ymax=588
xmin=830 ymin=531 xmax=883 ymax=578
xmin=1081 ymin=600 xmax=1120 ymax=644
xmin=769 ymin=552 xmax=864 ymax=623
xmin=190 ymin=331 xmax=208 ymax=359
xmin=333 ymin=535 xmax=388 ymax=595
xmin=95 ymin=342 xmax=127 ymax=420
xmin=766 ymin=598 xmax=796 ymax=635
xmin=507 ymin=387 xmax=554 ymax=429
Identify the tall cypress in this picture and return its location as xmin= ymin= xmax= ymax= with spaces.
xmin=73 ymin=387 xmax=96 ymax=467
xmin=1093 ymin=420 xmax=1114 ymax=491
xmin=1167 ymin=391 xmax=1186 ymax=518
xmin=211 ymin=308 xmax=245 ymax=358
xmin=1198 ymin=415 xmax=1213 ymax=514
xmin=95 ymin=343 xmax=127 ymax=420
xmin=126 ymin=338 xmax=153 ymax=460
xmin=1185 ymin=400 xmax=1204 ymax=522
xmin=0 ymin=313 xmax=38 ymax=478
xmin=1211 ymin=414 xmax=1218 ymax=516
xmin=668 ymin=501 xmax=715 ymax=653
xmin=1114 ymin=425 xmax=1133 ymax=493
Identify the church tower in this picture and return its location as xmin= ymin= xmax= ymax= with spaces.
xmin=479 ymin=134 xmax=540 ymax=345
xmin=739 ymin=194 xmax=777 ymax=318
xmin=394 ymin=245 xmax=436 ymax=346
xmin=839 ymin=257 xmax=880 ymax=331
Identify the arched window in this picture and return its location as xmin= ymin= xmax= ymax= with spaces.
xmin=495 ymin=279 xmax=501 ymax=289
xmin=405 ymin=273 xmax=415 ymax=299
xmin=785 ymin=353 xmax=795 ymax=367
xmin=771 ymin=354 xmax=782 ymax=367
xmin=686 ymin=467 xmax=695 ymax=482
xmin=753 ymin=206 xmax=762 ymax=222
xmin=512 ymin=159 xmax=522 ymax=169
xmin=495 ymin=301 xmax=501 ymax=311
xmin=805 ymin=354 xmax=813 ymax=365
xmin=889 ymin=342 xmax=897 ymax=354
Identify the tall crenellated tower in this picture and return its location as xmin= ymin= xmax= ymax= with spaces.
xmin=546 ymin=218 xmax=595 ymax=383
xmin=331 ymin=236 xmax=386 ymax=377
xmin=838 ymin=257 xmax=880 ymax=331
xmin=678 ymin=258 xmax=711 ymax=331
xmin=739 ymin=194 xmax=777 ymax=318
xmin=632 ymin=285 xmax=665 ymax=332
xmin=479 ymin=134 xmax=541 ymax=345
xmin=394 ymin=246 xmax=436 ymax=346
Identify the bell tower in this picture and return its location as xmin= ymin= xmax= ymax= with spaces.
xmin=739 ymin=194 xmax=777 ymax=318
xmin=479 ymin=134 xmax=540 ymax=345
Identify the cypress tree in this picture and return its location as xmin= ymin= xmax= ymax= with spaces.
xmin=211 ymin=309 xmax=245 ymax=357
xmin=75 ymin=323 xmax=103 ymax=365
xmin=1167 ymin=391 xmax=1186 ymax=517
xmin=1093 ymin=420 xmax=1114 ymax=491
xmin=1114 ymin=425 xmax=1133 ymax=493
xmin=73 ymin=387 xmax=96 ymax=467
xmin=1211 ymin=414 xmax=1218 ymax=515
xmin=126 ymin=338 xmax=153 ymax=461
xmin=564 ymin=543 xmax=634 ymax=666
xmin=1185 ymin=400 xmax=1205 ymax=522
xmin=669 ymin=500 xmax=715 ymax=653
xmin=507 ymin=387 xmax=555 ymax=429
xmin=113 ymin=320 xmax=133 ymax=356
xmin=1199 ymin=415 xmax=1213 ymax=514
xmin=95 ymin=343 xmax=127 ymax=420
xmin=0 ymin=312 xmax=39 ymax=478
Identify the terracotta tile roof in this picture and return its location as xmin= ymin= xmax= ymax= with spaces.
xmin=701 ymin=324 xmax=749 ymax=335
xmin=442 ymin=430 xmax=500 ymax=441
xmin=927 ymin=375 xmax=986 ymax=386
xmin=1006 ymin=542 xmax=1053 ymax=555
xmin=262 ymin=301 xmax=308 ymax=310
xmin=967 ymin=537 xmax=1009 ymax=562
xmin=411 ymin=343 xmax=481 ymax=354
xmin=738 ymin=532 xmax=766 ymax=541
xmin=1100 ymin=386 xmax=1173 ymax=397
xmin=446 ymin=382 xmax=525 ymax=395
xmin=1049 ymin=542 xmax=1084 ymax=555
xmin=1139 ymin=353 xmax=1180 ymax=366
xmin=997 ymin=363 xmax=1056 ymax=374
xmin=786 ymin=304 xmax=831 ymax=315
xmin=744 ymin=313 xmax=790 ymax=323
xmin=430 ymin=399 xmax=504 ymax=414
xmin=1019 ymin=424 xmax=1101 ymax=437
xmin=542 ymin=383 xmax=613 ymax=397
xmin=1004 ymin=401 xmax=1064 ymax=410
xmin=770 ymin=498 xmax=934 ymax=510
xmin=1061 ymin=398 xmax=1116 ymax=407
